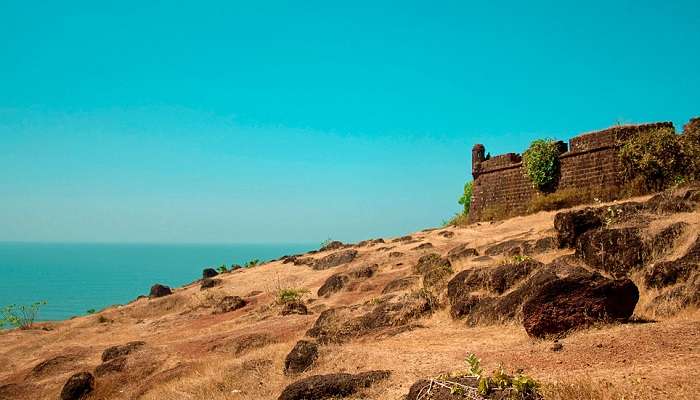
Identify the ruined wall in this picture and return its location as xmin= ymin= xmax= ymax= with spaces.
xmin=468 ymin=121 xmax=676 ymax=222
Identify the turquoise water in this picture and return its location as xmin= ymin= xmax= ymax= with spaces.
xmin=0 ymin=242 xmax=314 ymax=322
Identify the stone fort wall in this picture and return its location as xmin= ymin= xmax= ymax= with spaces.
xmin=468 ymin=121 xmax=679 ymax=222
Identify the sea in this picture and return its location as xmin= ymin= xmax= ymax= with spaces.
xmin=0 ymin=242 xmax=315 ymax=322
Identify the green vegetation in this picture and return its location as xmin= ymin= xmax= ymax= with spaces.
xmin=244 ymin=259 xmax=261 ymax=268
xmin=1 ymin=301 xmax=47 ymax=329
xmin=619 ymin=126 xmax=686 ymax=191
xmin=320 ymin=237 xmax=334 ymax=249
xmin=522 ymin=139 xmax=560 ymax=191
xmin=458 ymin=181 xmax=473 ymax=214
xmin=275 ymin=287 xmax=309 ymax=305
xmin=86 ymin=308 xmax=96 ymax=314
xmin=466 ymin=354 xmax=540 ymax=399
xmin=504 ymin=255 xmax=533 ymax=265
xmin=217 ymin=264 xmax=229 ymax=273
xmin=682 ymin=123 xmax=700 ymax=180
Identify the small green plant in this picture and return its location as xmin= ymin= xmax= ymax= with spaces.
xmin=276 ymin=287 xmax=310 ymax=305
xmin=1 ymin=301 xmax=47 ymax=329
xmin=217 ymin=264 xmax=228 ymax=273
xmin=458 ymin=181 xmax=473 ymax=214
xmin=522 ymin=139 xmax=560 ymax=191
xmin=466 ymin=354 xmax=540 ymax=399
xmin=320 ymin=238 xmax=334 ymax=249
xmin=244 ymin=259 xmax=261 ymax=268
xmin=504 ymin=255 xmax=532 ymax=265
xmin=86 ymin=308 xmax=96 ymax=314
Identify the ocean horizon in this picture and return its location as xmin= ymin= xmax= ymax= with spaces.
xmin=0 ymin=241 xmax=315 ymax=322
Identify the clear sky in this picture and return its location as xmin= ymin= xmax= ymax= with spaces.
xmin=1 ymin=1 xmax=698 ymax=244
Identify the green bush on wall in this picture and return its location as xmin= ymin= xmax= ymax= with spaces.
xmin=619 ymin=126 xmax=686 ymax=191
xmin=522 ymin=139 xmax=560 ymax=191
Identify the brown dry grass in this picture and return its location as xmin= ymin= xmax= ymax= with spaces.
xmin=1 ymin=195 xmax=699 ymax=399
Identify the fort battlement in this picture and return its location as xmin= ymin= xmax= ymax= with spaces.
xmin=468 ymin=120 xmax=687 ymax=222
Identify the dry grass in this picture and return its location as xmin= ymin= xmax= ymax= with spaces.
xmin=1 ymin=201 xmax=699 ymax=399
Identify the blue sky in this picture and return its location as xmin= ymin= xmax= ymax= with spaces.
xmin=1 ymin=1 xmax=698 ymax=243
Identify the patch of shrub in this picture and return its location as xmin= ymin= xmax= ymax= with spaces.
xmin=681 ymin=122 xmax=700 ymax=179
xmin=466 ymin=354 xmax=540 ymax=399
xmin=443 ymin=212 xmax=469 ymax=227
xmin=244 ymin=259 xmax=261 ymax=268
xmin=276 ymin=288 xmax=310 ymax=305
xmin=522 ymin=139 xmax=560 ymax=191
xmin=1 ymin=301 xmax=47 ymax=329
xmin=217 ymin=264 xmax=228 ymax=274
xmin=619 ymin=126 xmax=686 ymax=191
xmin=458 ymin=181 xmax=473 ymax=214
xmin=481 ymin=204 xmax=511 ymax=221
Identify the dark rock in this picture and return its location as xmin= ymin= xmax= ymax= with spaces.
xmin=485 ymin=239 xmax=525 ymax=256
xmin=438 ymin=230 xmax=455 ymax=238
xmin=307 ymin=293 xmax=433 ymax=344
xmin=348 ymin=264 xmax=378 ymax=279
xmin=554 ymin=209 xmax=602 ymax=248
xmin=389 ymin=251 xmax=403 ymax=258
xmin=318 ymin=274 xmax=350 ymax=297
xmin=28 ymin=354 xmax=78 ymax=378
xmin=213 ymin=296 xmax=247 ymax=314
xmin=381 ymin=276 xmax=420 ymax=294
xmin=392 ymin=235 xmax=413 ymax=243
xmin=59 ymin=372 xmax=94 ymax=400
xmin=414 ymin=254 xmax=453 ymax=289
xmin=292 ymin=257 xmax=314 ymax=266
xmin=278 ymin=370 xmax=391 ymax=400
xmin=102 ymin=341 xmax=145 ymax=362
xmin=546 ymin=255 xmax=590 ymax=277
xmin=200 ymin=278 xmax=221 ymax=290
xmin=284 ymin=340 xmax=319 ymax=374
xmin=312 ymin=250 xmax=358 ymax=270
xmin=551 ymin=340 xmax=564 ymax=352
xmin=648 ymin=222 xmax=689 ymax=259
xmin=94 ymin=356 xmax=127 ymax=377
xmin=412 ymin=242 xmax=434 ymax=250
xmin=646 ymin=192 xmax=697 ymax=214
xmin=149 ymin=284 xmax=172 ymax=298
xmin=488 ymin=259 xmax=542 ymax=294
xmin=357 ymin=238 xmax=385 ymax=247
xmin=522 ymin=272 xmax=639 ymax=338
xmin=446 ymin=244 xmax=479 ymax=261
xmin=532 ymin=236 xmax=558 ymax=253
xmin=472 ymin=255 xmax=493 ymax=262
xmin=281 ymin=301 xmax=309 ymax=316
xmin=202 ymin=268 xmax=218 ymax=278
xmin=406 ymin=376 xmax=481 ymax=400
xmin=576 ymin=227 xmax=646 ymax=277
xmin=230 ymin=264 xmax=243 ymax=271
xmin=644 ymin=236 xmax=700 ymax=288
xmin=320 ymin=240 xmax=346 ymax=251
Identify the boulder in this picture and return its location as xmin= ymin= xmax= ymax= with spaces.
xmin=200 ymin=278 xmax=221 ymax=290
xmin=102 ymin=341 xmax=145 ymax=362
xmin=575 ymin=227 xmax=646 ymax=277
xmin=348 ymin=264 xmax=378 ymax=279
xmin=389 ymin=251 xmax=404 ymax=258
xmin=312 ymin=250 xmax=358 ymax=270
xmin=318 ymin=274 xmax=350 ymax=297
xmin=522 ymin=272 xmax=639 ymax=338
xmin=406 ymin=376 xmax=481 ymax=400
xmin=484 ymin=239 xmax=525 ymax=256
xmin=392 ymin=235 xmax=413 ymax=243
xmin=320 ymin=240 xmax=346 ymax=251
xmin=149 ymin=284 xmax=172 ymax=298
xmin=412 ymin=242 xmax=434 ymax=250
xmin=382 ymin=276 xmax=420 ymax=294
xmin=281 ymin=301 xmax=309 ymax=316
xmin=278 ymin=371 xmax=390 ymax=400
xmin=446 ymin=244 xmax=479 ymax=262
xmin=414 ymin=254 xmax=453 ymax=290
xmin=213 ymin=296 xmax=247 ymax=314
xmin=644 ymin=236 xmax=700 ymax=288
xmin=554 ymin=209 xmax=602 ymax=248
xmin=94 ymin=356 xmax=127 ymax=377
xmin=202 ymin=268 xmax=218 ymax=278
xmin=59 ymin=372 xmax=94 ymax=400
xmin=284 ymin=340 xmax=319 ymax=374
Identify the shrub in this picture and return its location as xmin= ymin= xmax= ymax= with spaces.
xmin=276 ymin=287 xmax=309 ymax=305
xmin=443 ymin=212 xmax=469 ymax=227
xmin=1 ymin=301 xmax=47 ymax=329
xmin=86 ymin=308 xmax=96 ymax=314
xmin=217 ymin=265 xmax=228 ymax=274
xmin=458 ymin=181 xmax=473 ymax=214
xmin=619 ymin=126 xmax=686 ymax=191
xmin=681 ymin=122 xmax=700 ymax=179
xmin=522 ymin=139 xmax=560 ymax=191
xmin=244 ymin=259 xmax=261 ymax=268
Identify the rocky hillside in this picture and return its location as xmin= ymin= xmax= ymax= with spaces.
xmin=1 ymin=186 xmax=700 ymax=400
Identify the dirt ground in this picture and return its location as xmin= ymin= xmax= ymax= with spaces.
xmin=1 ymin=196 xmax=699 ymax=400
